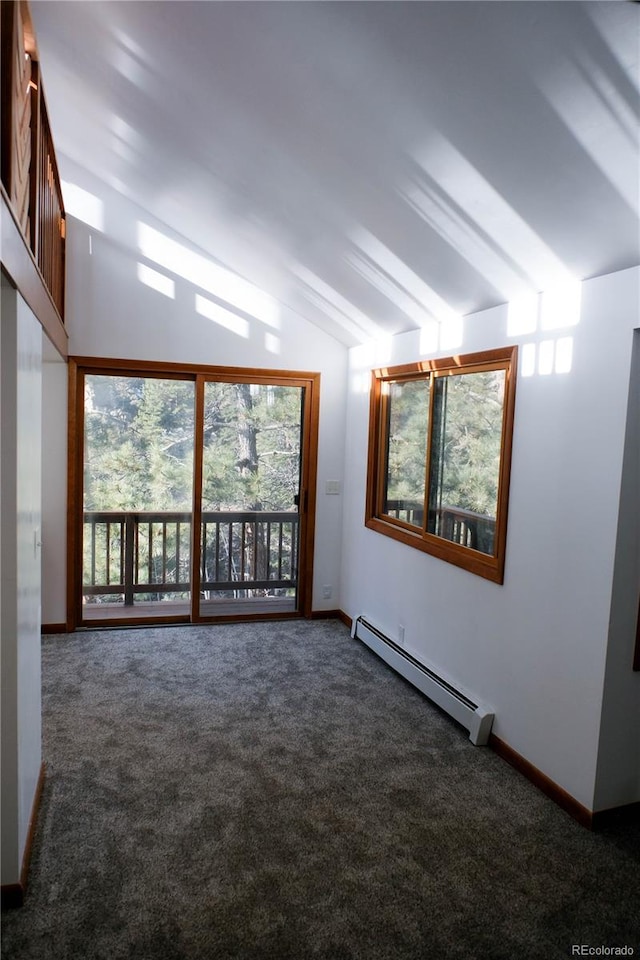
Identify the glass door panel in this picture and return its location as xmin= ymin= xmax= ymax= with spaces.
xmin=82 ymin=374 xmax=195 ymax=622
xmin=198 ymin=381 xmax=303 ymax=617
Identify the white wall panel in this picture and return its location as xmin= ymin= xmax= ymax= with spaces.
xmin=41 ymin=354 xmax=67 ymax=626
xmin=341 ymin=266 xmax=640 ymax=811
xmin=595 ymin=326 xmax=640 ymax=811
xmin=1 ymin=284 xmax=43 ymax=885
xmin=16 ymin=295 xmax=43 ymax=857
xmin=1 ymin=278 xmax=20 ymax=884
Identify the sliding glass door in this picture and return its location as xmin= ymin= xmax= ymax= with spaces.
xmin=82 ymin=374 xmax=195 ymax=621
xmin=195 ymin=380 xmax=303 ymax=618
xmin=72 ymin=361 xmax=318 ymax=627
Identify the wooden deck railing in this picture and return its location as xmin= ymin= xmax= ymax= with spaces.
xmin=83 ymin=510 xmax=299 ymax=604
xmin=1 ymin=0 xmax=65 ymax=320
xmin=385 ymin=501 xmax=496 ymax=555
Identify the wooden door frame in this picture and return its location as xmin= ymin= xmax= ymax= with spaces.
xmin=67 ymin=357 xmax=320 ymax=630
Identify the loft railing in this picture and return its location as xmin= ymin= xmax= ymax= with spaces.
xmin=385 ymin=500 xmax=496 ymax=555
xmin=1 ymin=0 xmax=65 ymax=320
xmin=82 ymin=510 xmax=299 ymax=605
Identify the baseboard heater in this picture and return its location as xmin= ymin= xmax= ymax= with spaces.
xmin=351 ymin=615 xmax=494 ymax=746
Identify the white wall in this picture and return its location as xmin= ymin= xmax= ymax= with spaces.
xmin=41 ymin=347 xmax=68 ymax=626
xmin=43 ymin=180 xmax=348 ymax=617
xmin=341 ymin=266 xmax=640 ymax=812
xmin=594 ymin=328 xmax=640 ymax=811
xmin=1 ymin=283 xmax=43 ymax=885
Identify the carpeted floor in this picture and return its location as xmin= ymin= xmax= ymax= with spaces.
xmin=2 ymin=619 xmax=639 ymax=959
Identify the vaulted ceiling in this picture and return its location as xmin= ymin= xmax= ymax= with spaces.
xmin=31 ymin=1 xmax=639 ymax=345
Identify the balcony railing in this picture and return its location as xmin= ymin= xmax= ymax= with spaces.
xmin=83 ymin=510 xmax=299 ymax=605
xmin=1 ymin=0 xmax=65 ymax=320
xmin=385 ymin=501 xmax=496 ymax=555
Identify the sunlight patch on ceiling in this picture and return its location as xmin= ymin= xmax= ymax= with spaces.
xmin=438 ymin=314 xmax=464 ymax=352
xmin=109 ymin=114 xmax=144 ymax=168
xmin=507 ymin=294 xmax=539 ymax=337
xmin=418 ymin=322 xmax=440 ymax=356
xmin=405 ymin=133 xmax=574 ymax=297
xmin=195 ymin=294 xmax=249 ymax=339
xmin=540 ymin=280 xmax=582 ymax=331
xmin=110 ymin=115 xmax=143 ymax=149
xmin=111 ymin=27 xmax=148 ymax=64
xmin=509 ymin=281 xmax=580 ymax=377
xmin=137 ymin=222 xmax=280 ymax=329
xmin=137 ymin=263 xmax=175 ymax=299
xmin=110 ymin=27 xmax=151 ymax=91
xmin=348 ymin=228 xmax=459 ymax=327
xmin=418 ymin=314 xmax=464 ymax=354
xmin=508 ymin=280 xmax=582 ymax=336
xmin=292 ymin=264 xmax=385 ymax=341
xmin=61 ymin=181 xmax=104 ymax=232
xmin=535 ymin=57 xmax=638 ymax=213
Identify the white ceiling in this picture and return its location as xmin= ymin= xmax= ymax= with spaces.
xmin=31 ymin=1 xmax=640 ymax=346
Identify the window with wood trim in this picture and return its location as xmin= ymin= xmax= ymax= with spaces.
xmin=366 ymin=346 xmax=517 ymax=583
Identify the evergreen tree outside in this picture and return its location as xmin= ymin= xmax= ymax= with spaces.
xmin=380 ymin=368 xmax=506 ymax=554
xmin=430 ymin=369 xmax=505 ymax=518
xmin=82 ymin=375 xmax=303 ymax=606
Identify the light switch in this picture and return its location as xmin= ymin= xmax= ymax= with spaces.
xmin=325 ymin=480 xmax=340 ymax=495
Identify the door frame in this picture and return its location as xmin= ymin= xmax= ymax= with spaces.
xmin=67 ymin=357 xmax=320 ymax=630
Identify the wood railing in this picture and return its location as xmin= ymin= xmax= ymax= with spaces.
xmin=385 ymin=501 xmax=496 ymax=555
xmin=83 ymin=510 xmax=299 ymax=605
xmin=1 ymin=0 xmax=65 ymax=320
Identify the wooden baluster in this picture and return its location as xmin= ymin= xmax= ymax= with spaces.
xmin=176 ymin=521 xmax=181 ymax=587
xmin=90 ymin=516 xmax=96 ymax=587
xmin=201 ymin=520 xmax=208 ymax=583
xmin=124 ymin=514 xmax=135 ymax=606
xmin=162 ymin=521 xmax=167 ymax=585
xmin=291 ymin=521 xmax=296 ymax=583
xmin=266 ymin=522 xmax=271 ymax=582
xmin=120 ymin=520 xmax=125 ymax=589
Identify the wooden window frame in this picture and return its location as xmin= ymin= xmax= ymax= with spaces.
xmin=365 ymin=346 xmax=518 ymax=584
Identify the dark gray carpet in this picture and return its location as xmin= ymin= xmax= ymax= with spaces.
xmin=2 ymin=620 xmax=639 ymax=959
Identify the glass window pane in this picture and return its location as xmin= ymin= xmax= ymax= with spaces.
xmin=202 ymin=382 xmax=302 ymax=512
xmin=84 ymin=376 xmax=194 ymax=512
xmin=383 ymin=378 xmax=430 ymax=528
xmin=427 ymin=370 xmax=506 ymax=555
xmin=82 ymin=375 xmax=194 ymax=614
xmin=199 ymin=381 xmax=303 ymax=615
